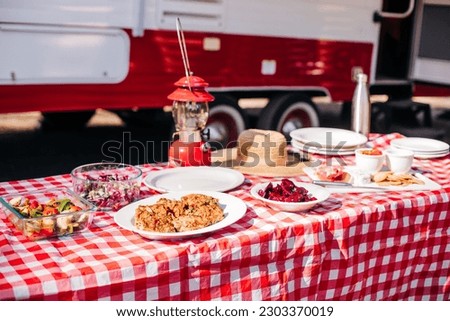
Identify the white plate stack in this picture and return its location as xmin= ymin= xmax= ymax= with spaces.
xmin=289 ymin=127 xmax=368 ymax=156
xmin=390 ymin=137 xmax=450 ymax=159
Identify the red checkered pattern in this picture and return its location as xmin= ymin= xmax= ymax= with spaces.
xmin=1 ymin=133 xmax=449 ymax=300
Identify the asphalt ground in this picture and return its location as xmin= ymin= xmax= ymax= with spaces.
xmin=1 ymin=99 xmax=449 ymax=182
xmin=0 ymin=110 xmax=172 ymax=182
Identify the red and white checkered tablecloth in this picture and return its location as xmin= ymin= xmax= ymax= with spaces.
xmin=0 ymin=133 xmax=449 ymax=300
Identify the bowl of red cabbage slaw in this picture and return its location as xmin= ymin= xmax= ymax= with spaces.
xmin=71 ymin=162 xmax=142 ymax=211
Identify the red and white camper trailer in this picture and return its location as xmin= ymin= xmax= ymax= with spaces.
xmin=1 ymin=0 xmax=449 ymax=144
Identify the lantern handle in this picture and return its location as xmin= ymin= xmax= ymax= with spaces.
xmin=176 ymin=18 xmax=192 ymax=92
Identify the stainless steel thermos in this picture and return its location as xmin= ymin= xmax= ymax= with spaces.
xmin=351 ymin=73 xmax=371 ymax=138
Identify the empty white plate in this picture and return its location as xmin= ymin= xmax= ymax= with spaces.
xmin=290 ymin=127 xmax=367 ymax=149
xmin=413 ymin=151 xmax=449 ymax=159
xmin=144 ymin=166 xmax=245 ymax=193
xmin=291 ymin=139 xmax=356 ymax=156
xmin=391 ymin=137 xmax=449 ymax=154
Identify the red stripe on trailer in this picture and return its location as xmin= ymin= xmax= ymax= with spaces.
xmin=0 ymin=30 xmax=372 ymax=113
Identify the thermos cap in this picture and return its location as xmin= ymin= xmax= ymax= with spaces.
xmin=356 ymin=73 xmax=368 ymax=82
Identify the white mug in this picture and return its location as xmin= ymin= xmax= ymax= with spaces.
xmin=385 ymin=148 xmax=414 ymax=173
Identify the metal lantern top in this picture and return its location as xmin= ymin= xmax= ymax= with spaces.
xmin=167 ymin=75 xmax=215 ymax=103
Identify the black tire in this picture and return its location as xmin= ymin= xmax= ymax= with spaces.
xmin=257 ymin=93 xmax=320 ymax=138
xmin=206 ymin=94 xmax=247 ymax=149
xmin=41 ymin=111 xmax=95 ymax=129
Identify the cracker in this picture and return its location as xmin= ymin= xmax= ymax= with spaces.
xmin=372 ymin=171 xmax=424 ymax=186
xmin=372 ymin=171 xmax=391 ymax=183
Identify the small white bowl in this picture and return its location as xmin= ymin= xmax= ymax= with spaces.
xmin=385 ymin=148 xmax=414 ymax=173
xmin=355 ymin=148 xmax=385 ymax=174
xmin=250 ymin=181 xmax=330 ymax=212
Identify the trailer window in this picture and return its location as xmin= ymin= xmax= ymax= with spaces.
xmin=418 ymin=5 xmax=450 ymax=61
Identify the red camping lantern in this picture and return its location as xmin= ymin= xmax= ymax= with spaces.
xmin=168 ymin=75 xmax=214 ymax=166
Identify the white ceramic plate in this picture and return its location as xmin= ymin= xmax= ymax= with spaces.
xmin=114 ymin=191 xmax=247 ymax=240
xmin=291 ymin=139 xmax=356 ymax=156
xmin=413 ymin=151 xmax=450 ymax=159
xmin=290 ymin=127 xmax=367 ymax=149
xmin=391 ymin=137 xmax=449 ymax=154
xmin=144 ymin=167 xmax=245 ymax=193
xmin=250 ymin=181 xmax=330 ymax=212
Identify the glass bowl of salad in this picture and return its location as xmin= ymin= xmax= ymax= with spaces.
xmin=71 ymin=162 xmax=142 ymax=211
xmin=0 ymin=187 xmax=95 ymax=241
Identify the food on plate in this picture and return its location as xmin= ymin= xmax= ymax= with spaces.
xmin=359 ymin=148 xmax=382 ymax=156
xmin=134 ymin=194 xmax=224 ymax=233
xmin=258 ymin=179 xmax=317 ymax=202
xmin=8 ymin=196 xmax=90 ymax=238
xmin=314 ymin=165 xmax=351 ymax=182
xmin=372 ymin=171 xmax=424 ymax=186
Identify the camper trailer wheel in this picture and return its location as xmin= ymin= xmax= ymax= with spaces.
xmin=206 ymin=94 xmax=247 ymax=149
xmin=257 ymin=93 xmax=320 ymax=138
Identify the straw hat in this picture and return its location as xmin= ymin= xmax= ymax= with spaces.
xmin=211 ymin=129 xmax=310 ymax=177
